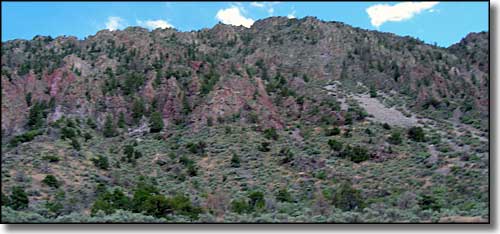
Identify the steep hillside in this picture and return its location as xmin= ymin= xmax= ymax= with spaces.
xmin=1 ymin=17 xmax=489 ymax=223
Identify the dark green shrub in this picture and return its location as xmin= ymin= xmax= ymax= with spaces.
xmin=60 ymin=127 xmax=76 ymax=140
xmin=42 ymin=155 xmax=60 ymax=163
xmin=9 ymin=129 xmax=43 ymax=147
xmin=388 ymin=131 xmax=403 ymax=145
xmin=103 ymin=115 xmax=117 ymax=138
xmin=9 ymin=187 xmax=29 ymax=210
xmin=275 ymin=188 xmax=292 ymax=202
xmin=419 ymin=194 xmax=443 ymax=211
xmin=279 ymin=147 xmax=294 ymax=164
xmin=27 ymin=101 xmax=47 ymax=129
xmin=341 ymin=145 xmax=369 ymax=163
xmin=231 ymin=199 xmax=250 ymax=214
xmin=408 ymin=126 xmax=425 ymax=142
xmin=258 ymin=142 xmax=271 ymax=152
xmin=149 ymin=111 xmax=164 ymax=133
xmin=231 ymin=153 xmax=241 ymax=168
xmin=370 ymin=86 xmax=377 ymax=98
xmin=91 ymin=155 xmax=110 ymax=170
xmin=25 ymin=92 xmax=32 ymax=107
xmin=248 ymin=191 xmax=265 ymax=211
xmin=71 ymin=138 xmax=81 ymax=151
xmin=186 ymin=164 xmax=198 ymax=176
xmin=332 ymin=182 xmax=364 ymax=211
xmin=328 ymin=139 xmax=343 ymax=151
xmin=117 ymin=112 xmax=126 ymax=128
xmin=382 ymin=123 xmax=391 ymax=130
xmin=87 ymin=118 xmax=97 ymax=129
xmin=91 ymin=189 xmax=130 ymax=215
xmin=2 ymin=192 xmax=11 ymax=207
xmin=42 ymin=175 xmax=60 ymax=188
xmin=186 ymin=141 xmax=206 ymax=155
xmin=131 ymin=98 xmax=145 ymax=122
xmin=167 ymin=194 xmax=202 ymax=220
xmin=263 ymin=128 xmax=279 ymax=140
xmin=325 ymin=127 xmax=341 ymax=136
xmin=122 ymin=72 xmax=145 ymax=95
xmin=83 ymin=132 xmax=93 ymax=142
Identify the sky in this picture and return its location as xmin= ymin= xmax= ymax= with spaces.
xmin=1 ymin=1 xmax=489 ymax=47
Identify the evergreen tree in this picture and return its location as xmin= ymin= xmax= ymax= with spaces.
xmin=149 ymin=111 xmax=164 ymax=133
xmin=230 ymin=153 xmax=241 ymax=168
xmin=132 ymin=98 xmax=145 ymax=123
xmin=9 ymin=187 xmax=29 ymax=210
xmin=103 ymin=115 xmax=117 ymax=138
xmin=117 ymin=112 xmax=126 ymax=129
xmin=332 ymin=182 xmax=364 ymax=211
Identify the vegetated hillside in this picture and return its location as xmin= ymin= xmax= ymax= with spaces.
xmin=1 ymin=16 xmax=489 ymax=223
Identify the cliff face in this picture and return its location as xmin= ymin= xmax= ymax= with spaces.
xmin=1 ymin=17 xmax=489 ymax=137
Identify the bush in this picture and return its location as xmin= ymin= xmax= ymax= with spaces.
xmin=9 ymin=129 xmax=43 ymax=147
xmin=60 ymin=127 xmax=76 ymax=140
xmin=248 ymin=191 xmax=265 ymax=211
xmin=263 ymin=128 xmax=279 ymax=140
xmin=9 ymin=187 xmax=29 ymax=210
xmin=408 ymin=126 xmax=425 ymax=142
xmin=103 ymin=115 xmax=117 ymax=138
xmin=167 ymin=194 xmax=203 ymax=220
xmin=186 ymin=141 xmax=206 ymax=155
xmin=370 ymin=86 xmax=377 ymax=98
xmin=83 ymin=132 xmax=93 ymax=142
xmin=2 ymin=192 xmax=11 ymax=207
xmin=279 ymin=147 xmax=294 ymax=164
xmin=340 ymin=145 xmax=369 ymax=163
xmin=92 ymin=155 xmax=110 ymax=170
xmin=91 ymin=189 xmax=130 ymax=216
xmin=131 ymin=98 xmax=145 ymax=122
xmin=258 ymin=142 xmax=271 ymax=152
xmin=117 ymin=112 xmax=126 ymax=128
xmin=231 ymin=199 xmax=250 ymax=214
xmin=70 ymin=138 xmax=81 ymax=151
xmin=275 ymin=188 xmax=292 ymax=202
xmin=186 ymin=164 xmax=198 ymax=177
xmin=42 ymin=175 xmax=60 ymax=188
xmin=419 ymin=194 xmax=443 ymax=211
xmin=332 ymin=182 xmax=364 ymax=211
xmin=325 ymin=127 xmax=341 ymax=136
xmin=231 ymin=153 xmax=241 ymax=168
xmin=42 ymin=155 xmax=60 ymax=163
xmin=123 ymin=72 xmax=145 ymax=96
xmin=328 ymin=139 xmax=343 ymax=151
xmin=149 ymin=111 xmax=164 ymax=133
xmin=388 ymin=131 xmax=403 ymax=145
xmin=87 ymin=118 xmax=97 ymax=129
xmin=382 ymin=123 xmax=391 ymax=130
xmin=27 ymin=101 xmax=47 ymax=129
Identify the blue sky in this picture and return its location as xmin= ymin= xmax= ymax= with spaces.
xmin=1 ymin=1 xmax=488 ymax=47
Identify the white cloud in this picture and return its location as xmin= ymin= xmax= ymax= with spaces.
xmin=137 ymin=19 xmax=173 ymax=29
xmin=216 ymin=6 xmax=255 ymax=28
xmin=287 ymin=10 xmax=296 ymax=19
xmin=366 ymin=2 xmax=439 ymax=27
xmin=105 ymin=16 xmax=125 ymax=31
xmin=250 ymin=2 xmax=280 ymax=16
xmin=250 ymin=2 xmax=265 ymax=8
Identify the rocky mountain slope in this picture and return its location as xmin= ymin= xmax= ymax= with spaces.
xmin=1 ymin=17 xmax=489 ymax=223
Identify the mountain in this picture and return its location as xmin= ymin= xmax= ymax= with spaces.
xmin=1 ymin=17 xmax=489 ymax=223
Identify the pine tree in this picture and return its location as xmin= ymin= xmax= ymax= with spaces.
xmin=149 ymin=111 xmax=164 ymax=133
xmin=117 ymin=112 xmax=126 ymax=129
xmin=103 ymin=115 xmax=117 ymax=138
xmin=9 ymin=187 xmax=29 ymax=210
xmin=132 ymin=98 xmax=145 ymax=123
